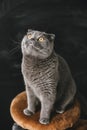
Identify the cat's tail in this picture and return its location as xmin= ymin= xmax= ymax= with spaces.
xmin=77 ymin=90 xmax=87 ymax=119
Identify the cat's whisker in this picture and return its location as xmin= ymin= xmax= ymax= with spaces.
xmin=10 ymin=38 xmax=21 ymax=45
xmin=9 ymin=45 xmax=20 ymax=55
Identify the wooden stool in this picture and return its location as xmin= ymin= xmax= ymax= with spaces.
xmin=10 ymin=91 xmax=80 ymax=130
xmin=69 ymin=119 xmax=87 ymax=130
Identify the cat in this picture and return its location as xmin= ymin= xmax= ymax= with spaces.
xmin=21 ymin=29 xmax=76 ymax=125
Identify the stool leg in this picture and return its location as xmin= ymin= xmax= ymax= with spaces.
xmin=12 ymin=123 xmax=26 ymax=130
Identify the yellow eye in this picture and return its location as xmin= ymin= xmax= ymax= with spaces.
xmin=38 ymin=37 xmax=44 ymax=42
xmin=27 ymin=34 xmax=32 ymax=39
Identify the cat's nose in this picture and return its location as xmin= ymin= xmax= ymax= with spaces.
xmin=30 ymin=38 xmax=36 ymax=45
xmin=25 ymin=40 xmax=34 ymax=47
xmin=31 ymin=38 xmax=35 ymax=41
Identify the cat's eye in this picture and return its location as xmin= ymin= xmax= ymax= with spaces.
xmin=27 ymin=34 xmax=32 ymax=39
xmin=38 ymin=37 xmax=44 ymax=42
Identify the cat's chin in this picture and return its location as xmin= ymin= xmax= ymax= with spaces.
xmin=23 ymin=52 xmax=50 ymax=60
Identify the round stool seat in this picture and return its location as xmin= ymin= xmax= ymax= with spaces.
xmin=10 ymin=91 xmax=80 ymax=130
xmin=69 ymin=120 xmax=87 ymax=130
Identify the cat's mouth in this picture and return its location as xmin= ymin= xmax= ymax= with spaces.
xmin=26 ymin=43 xmax=39 ymax=51
xmin=31 ymin=45 xmax=47 ymax=54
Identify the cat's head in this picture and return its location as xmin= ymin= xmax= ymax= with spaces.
xmin=21 ymin=29 xmax=55 ymax=59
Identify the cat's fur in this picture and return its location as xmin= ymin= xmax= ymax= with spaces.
xmin=21 ymin=29 xmax=76 ymax=125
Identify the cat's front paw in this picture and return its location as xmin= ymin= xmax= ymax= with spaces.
xmin=56 ymin=105 xmax=65 ymax=114
xmin=39 ymin=118 xmax=50 ymax=125
xmin=56 ymin=109 xmax=64 ymax=114
xmin=23 ymin=108 xmax=34 ymax=116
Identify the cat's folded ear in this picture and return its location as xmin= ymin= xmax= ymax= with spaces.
xmin=50 ymin=34 xmax=55 ymax=40
xmin=47 ymin=33 xmax=55 ymax=41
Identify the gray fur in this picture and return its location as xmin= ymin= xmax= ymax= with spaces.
xmin=21 ymin=29 xmax=76 ymax=125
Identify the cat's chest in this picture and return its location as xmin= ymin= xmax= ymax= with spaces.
xmin=22 ymin=58 xmax=58 ymax=86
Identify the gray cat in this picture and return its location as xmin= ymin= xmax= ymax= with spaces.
xmin=21 ymin=29 xmax=76 ymax=125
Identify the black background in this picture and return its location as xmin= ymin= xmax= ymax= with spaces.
xmin=0 ymin=0 xmax=87 ymax=130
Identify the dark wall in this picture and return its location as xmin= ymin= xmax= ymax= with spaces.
xmin=0 ymin=0 xmax=87 ymax=129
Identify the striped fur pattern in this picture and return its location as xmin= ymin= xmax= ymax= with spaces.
xmin=21 ymin=30 xmax=76 ymax=125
